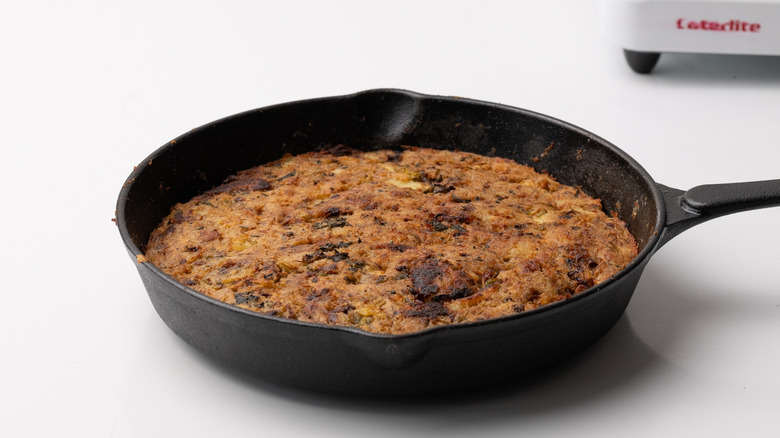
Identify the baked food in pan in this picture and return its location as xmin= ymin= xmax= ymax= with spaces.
xmin=145 ymin=146 xmax=638 ymax=334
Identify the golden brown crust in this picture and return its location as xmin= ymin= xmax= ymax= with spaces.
xmin=145 ymin=146 xmax=638 ymax=334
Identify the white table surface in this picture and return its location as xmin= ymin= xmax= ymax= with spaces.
xmin=2 ymin=1 xmax=779 ymax=436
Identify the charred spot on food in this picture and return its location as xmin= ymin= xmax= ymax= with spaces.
xmin=403 ymin=301 xmax=451 ymax=319
xmin=383 ymin=243 xmax=411 ymax=252
xmin=387 ymin=151 xmax=403 ymax=162
xmin=432 ymin=184 xmax=455 ymax=194
xmin=328 ymin=251 xmax=350 ymax=262
xmin=438 ymin=284 xmax=472 ymax=301
xmin=306 ymin=273 xmax=319 ymax=283
xmin=564 ymin=245 xmax=595 ymax=268
xmin=169 ymin=210 xmax=186 ymax=225
xmin=409 ymin=259 xmax=476 ymax=302
xmin=182 ymin=279 xmax=198 ymax=286
xmin=521 ymin=260 xmax=540 ymax=273
xmin=305 ymin=288 xmax=331 ymax=301
xmin=433 ymin=212 xmax=474 ymax=224
xmin=318 ymin=242 xmax=336 ymax=252
xmin=355 ymin=194 xmax=379 ymax=210
xmin=430 ymin=221 xmax=448 ymax=232
xmin=374 ymin=216 xmax=387 ymax=226
xmin=559 ymin=210 xmax=576 ymax=220
xmin=515 ymin=222 xmax=541 ymax=237
xmin=451 ymin=194 xmax=471 ymax=203
xmin=302 ymin=251 xmax=327 ymax=263
xmin=427 ymin=211 xmax=474 ymax=233
xmin=234 ymin=291 xmax=260 ymax=305
xmin=480 ymin=270 xmax=500 ymax=288
xmin=312 ymin=216 xmax=349 ymax=229
xmin=184 ymin=245 xmax=200 ymax=252
xmin=218 ymin=260 xmax=238 ymax=274
xmin=566 ymin=270 xmax=594 ymax=290
xmin=411 ymin=170 xmax=454 ymax=195
xmin=258 ymin=261 xmax=282 ymax=281
xmin=562 ymin=245 xmax=598 ymax=290
xmin=158 ymin=223 xmax=176 ymax=237
xmin=318 ymin=206 xmax=352 ymax=218
xmin=317 ymin=263 xmax=339 ymax=275
xmin=347 ymin=260 xmax=366 ymax=271
xmin=412 ymin=170 xmax=442 ymax=184
xmin=318 ymin=241 xmax=353 ymax=252
xmin=331 ymin=303 xmax=355 ymax=314
xmin=277 ymin=171 xmax=296 ymax=181
xmin=572 ymin=275 xmax=594 ymax=292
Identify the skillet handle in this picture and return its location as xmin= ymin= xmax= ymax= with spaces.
xmin=658 ymin=179 xmax=780 ymax=246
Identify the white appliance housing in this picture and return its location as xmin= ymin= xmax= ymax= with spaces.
xmin=600 ymin=0 xmax=780 ymax=72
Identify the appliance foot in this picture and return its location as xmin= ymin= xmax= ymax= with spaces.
xmin=624 ymin=49 xmax=661 ymax=74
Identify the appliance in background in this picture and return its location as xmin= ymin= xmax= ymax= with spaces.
xmin=600 ymin=0 xmax=780 ymax=73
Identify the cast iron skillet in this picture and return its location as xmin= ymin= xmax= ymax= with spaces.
xmin=116 ymin=89 xmax=780 ymax=396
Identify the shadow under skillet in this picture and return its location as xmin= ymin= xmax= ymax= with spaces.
xmin=196 ymin=310 xmax=662 ymax=426
xmin=644 ymin=53 xmax=780 ymax=85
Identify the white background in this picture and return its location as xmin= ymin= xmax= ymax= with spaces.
xmin=2 ymin=1 xmax=779 ymax=437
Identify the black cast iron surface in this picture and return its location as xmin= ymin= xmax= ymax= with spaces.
xmin=117 ymin=89 xmax=780 ymax=395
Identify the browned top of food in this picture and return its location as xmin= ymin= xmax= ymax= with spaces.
xmin=145 ymin=146 xmax=638 ymax=334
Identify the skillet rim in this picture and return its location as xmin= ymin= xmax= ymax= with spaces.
xmin=116 ymin=88 xmax=667 ymax=340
